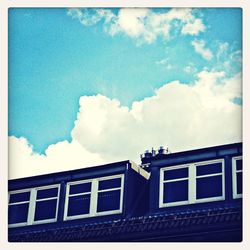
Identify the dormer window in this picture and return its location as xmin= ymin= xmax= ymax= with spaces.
xmin=64 ymin=174 xmax=124 ymax=220
xmin=8 ymin=190 xmax=30 ymax=227
xmin=66 ymin=181 xmax=92 ymax=217
xmin=160 ymin=166 xmax=189 ymax=206
xmin=8 ymin=184 xmax=60 ymax=228
xmin=97 ymin=177 xmax=122 ymax=213
xmin=159 ymin=159 xmax=225 ymax=208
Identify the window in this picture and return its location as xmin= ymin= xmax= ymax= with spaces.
xmin=8 ymin=184 xmax=60 ymax=228
xmin=232 ymin=156 xmax=242 ymax=199
xmin=64 ymin=174 xmax=124 ymax=220
xmin=97 ymin=177 xmax=122 ymax=213
xmin=196 ymin=161 xmax=224 ymax=201
xmin=34 ymin=186 xmax=60 ymax=223
xmin=8 ymin=190 xmax=30 ymax=227
xmin=160 ymin=166 xmax=189 ymax=206
xmin=159 ymin=159 xmax=225 ymax=207
xmin=66 ymin=181 xmax=92 ymax=217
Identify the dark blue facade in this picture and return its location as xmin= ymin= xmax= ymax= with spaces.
xmin=147 ymin=142 xmax=242 ymax=215
xmin=8 ymin=143 xmax=242 ymax=242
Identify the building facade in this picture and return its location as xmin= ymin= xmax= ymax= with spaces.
xmin=8 ymin=142 xmax=242 ymax=242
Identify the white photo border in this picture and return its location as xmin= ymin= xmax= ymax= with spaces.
xmin=1 ymin=1 xmax=249 ymax=250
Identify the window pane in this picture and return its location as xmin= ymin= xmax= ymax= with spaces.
xmin=8 ymin=203 xmax=29 ymax=224
xmin=196 ymin=175 xmax=222 ymax=199
xmin=69 ymin=182 xmax=91 ymax=195
xmin=98 ymin=178 xmax=121 ymax=191
xmin=163 ymin=180 xmax=188 ymax=203
xmin=237 ymin=172 xmax=242 ymax=194
xmin=34 ymin=199 xmax=57 ymax=221
xmin=164 ymin=168 xmax=188 ymax=181
xmin=236 ymin=159 xmax=242 ymax=171
xmin=36 ymin=187 xmax=58 ymax=199
xmin=67 ymin=194 xmax=90 ymax=216
xmin=97 ymin=190 xmax=121 ymax=212
xmin=9 ymin=192 xmax=30 ymax=203
xmin=196 ymin=162 xmax=222 ymax=176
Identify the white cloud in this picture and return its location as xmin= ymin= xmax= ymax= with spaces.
xmin=9 ymin=70 xmax=242 ymax=179
xmin=191 ymin=39 xmax=213 ymax=60
xmin=164 ymin=8 xmax=194 ymax=22
xmin=184 ymin=63 xmax=197 ymax=74
xmin=156 ymin=58 xmax=173 ymax=70
xmin=216 ymin=72 xmax=242 ymax=101
xmin=67 ymin=8 xmax=206 ymax=44
xmin=222 ymin=49 xmax=242 ymax=73
xmin=216 ymin=42 xmax=229 ymax=59
xmin=67 ymin=8 xmax=116 ymax=26
xmin=9 ymin=137 xmax=106 ymax=179
xmin=72 ymin=70 xmax=241 ymax=163
xmin=182 ymin=18 xmax=205 ymax=35
xmin=116 ymin=9 xmax=149 ymax=37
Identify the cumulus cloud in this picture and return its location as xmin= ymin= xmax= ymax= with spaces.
xmin=9 ymin=70 xmax=242 ymax=179
xmin=191 ymin=39 xmax=213 ymax=60
xmin=72 ymin=70 xmax=241 ymax=161
xmin=67 ymin=8 xmax=205 ymax=44
xmin=9 ymin=137 xmax=106 ymax=179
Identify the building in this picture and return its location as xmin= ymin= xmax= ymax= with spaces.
xmin=8 ymin=142 xmax=242 ymax=242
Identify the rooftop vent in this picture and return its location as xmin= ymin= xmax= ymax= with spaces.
xmin=140 ymin=146 xmax=170 ymax=164
xmin=140 ymin=148 xmax=157 ymax=159
xmin=141 ymin=150 xmax=152 ymax=159
xmin=157 ymin=146 xmax=169 ymax=155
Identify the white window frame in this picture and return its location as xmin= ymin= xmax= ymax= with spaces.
xmin=159 ymin=164 xmax=189 ymax=207
xmin=232 ymin=156 xmax=242 ymax=199
xmin=8 ymin=184 xmax=60 ymax=228
xmin=64 ymin=174 xmax=124 ymax=221
xmin=8 ymin=188 xmax=31 ymax=228
xmin=159 ymin=159 xmax=225 ymax=208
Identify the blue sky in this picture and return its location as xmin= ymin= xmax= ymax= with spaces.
xmin=8 ymin=8 xmax=242 ymax=178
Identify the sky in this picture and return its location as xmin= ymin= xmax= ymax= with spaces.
xmin=8 ymin=8 xmax=242 ymax=179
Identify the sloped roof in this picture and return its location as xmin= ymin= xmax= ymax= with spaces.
xmin=9 ymin=205 xmax=242 ymax=242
